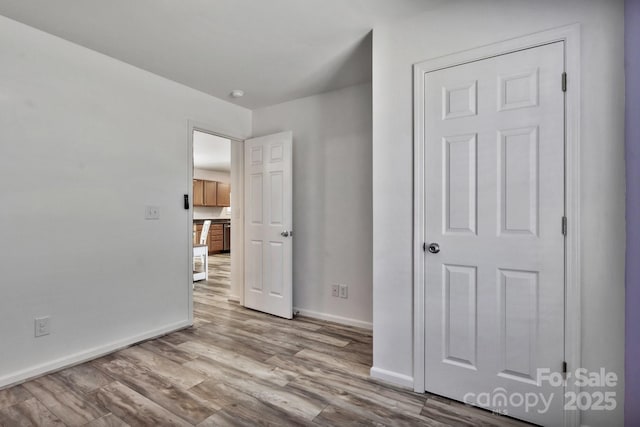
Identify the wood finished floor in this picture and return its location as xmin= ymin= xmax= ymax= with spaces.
xmin=0 ymin=254 xmax=529 ymax=426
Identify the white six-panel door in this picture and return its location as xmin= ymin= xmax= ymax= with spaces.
xmin=244 ymin=131 xmax=293 ymax=319
xmin=423 ymin=43 xmax=565 ymax=426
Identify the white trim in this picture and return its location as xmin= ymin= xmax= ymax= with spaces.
xmin=412 ymin=24 xmax=581 ymax=427
xmin=188 ymin=120 xmax=246 ymax=144
xmin=370 ymin=367 xmax=414 ymax=389
xmin=562 ymin=24 xmax=582 ymax=427
xmin=230 ymin=137 xmax=245 ymax=306
xmin=413 ymin=60 xmax=426 ymax=394
xmin=0 ymin=320 xmax=191 ymax=390
xmin=187 ymin=121 xmax=195 ymax=325
xmin=294 ymin=307 xmax=373 ymax=330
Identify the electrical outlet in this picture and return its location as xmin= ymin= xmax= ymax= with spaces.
xmin=331 ymin=285 xmax=339 ymax=297
xmin=145 ymin=206 xmax=160 ymax=220
xmin=339 ymin=284 xmax=348 ymax=299
xmin=34 ymin=316 xmax=50 ymax=337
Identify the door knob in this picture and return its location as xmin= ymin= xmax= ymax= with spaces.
xmin=281 ymin=231 xmax=290 ymax=237
xmin=427 ymin=243 xmax=440 ymax=254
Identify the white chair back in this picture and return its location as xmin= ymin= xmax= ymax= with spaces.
xmin=199 ymin=220 xmax=211 ymax=245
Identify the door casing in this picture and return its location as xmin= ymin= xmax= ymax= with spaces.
xmin=412 ymin=24 xmax=581 ymax=427
xmin=186 ymin=120 xmax=246 ymax=324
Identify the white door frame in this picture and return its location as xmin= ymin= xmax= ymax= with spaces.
xmin=186 ymin=120 xmax=245 ymax=325
xmin=412 ymin=24 xmax=581 ymax=427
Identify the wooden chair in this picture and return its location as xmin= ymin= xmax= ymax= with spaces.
xmin=193 ymin=220 xmax=211 ymax=281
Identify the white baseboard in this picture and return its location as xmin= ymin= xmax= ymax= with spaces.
xmin=0 ymin=319 xmax=192 ymax=390
xmin=227 ymin=295 xmax=241 ymax=303
xmin=370 ymin=366 xmax=414 ymax=389
xmin=293 ymin=307 xmax=372 ymax=330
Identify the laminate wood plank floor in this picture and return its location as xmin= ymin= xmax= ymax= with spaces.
xmin=0 ymin=255 xmax=530 ymax=426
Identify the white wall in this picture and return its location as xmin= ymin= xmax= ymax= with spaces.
xmin=0 ymin=15 xmax=251 ymax=387
xmin=193 ymin=168 xmax=231 ymax=183
xmin=193 ymin=168 xmax=232 ymax=220
xmin=252 ymin=83 xmax=373 ymax=328
xmin=371 ymin=1 xmax=625 ymax=425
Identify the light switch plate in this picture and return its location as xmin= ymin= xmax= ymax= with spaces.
xmin=331 ymin=285 xmax=339 ymax=297
xmin=35 ymin=316 xmax=50 ymax=337
xmin=145 ymin=206 xmax=160 ymax=220
xmin=339 ymin=284 xmax=348 ymax=299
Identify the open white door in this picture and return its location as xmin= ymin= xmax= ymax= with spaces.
xmin=244 ymin=131 xmax=293 ymax=319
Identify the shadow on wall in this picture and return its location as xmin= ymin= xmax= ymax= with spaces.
xmin=290 ymin=31 xmax=372 ymax=101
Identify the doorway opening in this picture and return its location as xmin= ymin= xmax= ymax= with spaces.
xmin=190 ymin=127 xmax=244 ymax=307
xmin=187 ymin=125 xmax=294 ymax=320
xmin=192 ymin=130 xmax=232 ymax=297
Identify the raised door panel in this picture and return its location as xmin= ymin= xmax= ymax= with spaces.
xmin=193 ymin=180 xmax=204 ymax=206
xmin=442 ymin=80 xmax=477 ymax=120
xmin=249 ymin=173 xmax=263 ymax=224
xmin=203 ymin=181 xmax=218 ymax=206
xmin=443 ymin=134 xmax=477 ymax=235
xmin=498 ymin=269 xmax=539 ymax=383
xmin=498 ymin=127 xmax=539 ymax=236
xmin=216 ymin=182 xmax=231 ymax=207
xmin=443 ymin=264 xmax=477 ymax=369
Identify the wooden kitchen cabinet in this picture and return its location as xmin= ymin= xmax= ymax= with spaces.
xmin=193 ymin=180 xmax=204 ymax=206
xmin=209 ymin=224 xmax=224 ymax=254
xmin=203 ymin=181 xmax=218 ymax=206
xmin=216 ymin=182 xmax=230 ymax=207
xmin=193 ymin=179 xmax=229 ymax=207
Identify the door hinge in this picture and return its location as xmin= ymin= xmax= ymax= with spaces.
xmin=562 ymin=361 xmax=568 ymax=374
xmin=184 ymin=194 xmax=189 ymax=210
xmin=562 ymin=72 xmax=567 ymax=92
xmin=562 ymin=216 xmax=568 ymax=236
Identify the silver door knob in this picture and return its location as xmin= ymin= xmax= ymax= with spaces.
xmin=281 ymin=231 xmax=290 ymax=237
xmin=427 ymin=243 xmax=440 ymax=254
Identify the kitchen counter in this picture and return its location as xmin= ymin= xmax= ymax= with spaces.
xmin=194 ymin=218 xmax=230 ymax=224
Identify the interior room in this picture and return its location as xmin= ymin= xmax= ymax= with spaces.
xmin=0 ymin=1 xmax=636 ymax=426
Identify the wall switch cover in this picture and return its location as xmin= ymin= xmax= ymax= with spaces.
xmin=34 ymin=316 xmax=50 ymax=337
xmin=339 ymin=284 xmax=348 ymax=299
xmin=145 ymin=206 xmax=160 ymax=220
xmin=331 ymin=285 xmax=339 ymax=297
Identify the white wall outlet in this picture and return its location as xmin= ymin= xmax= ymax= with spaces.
xmin=145 ymin=206 xmax=160 ymax=220
xmin=339 ymin=284 xmax=348 ymax=299
xmin=331 ymin=284 xmax=339 ymax=297
xmin=34 ymin=316 xmax=50 ymax=337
